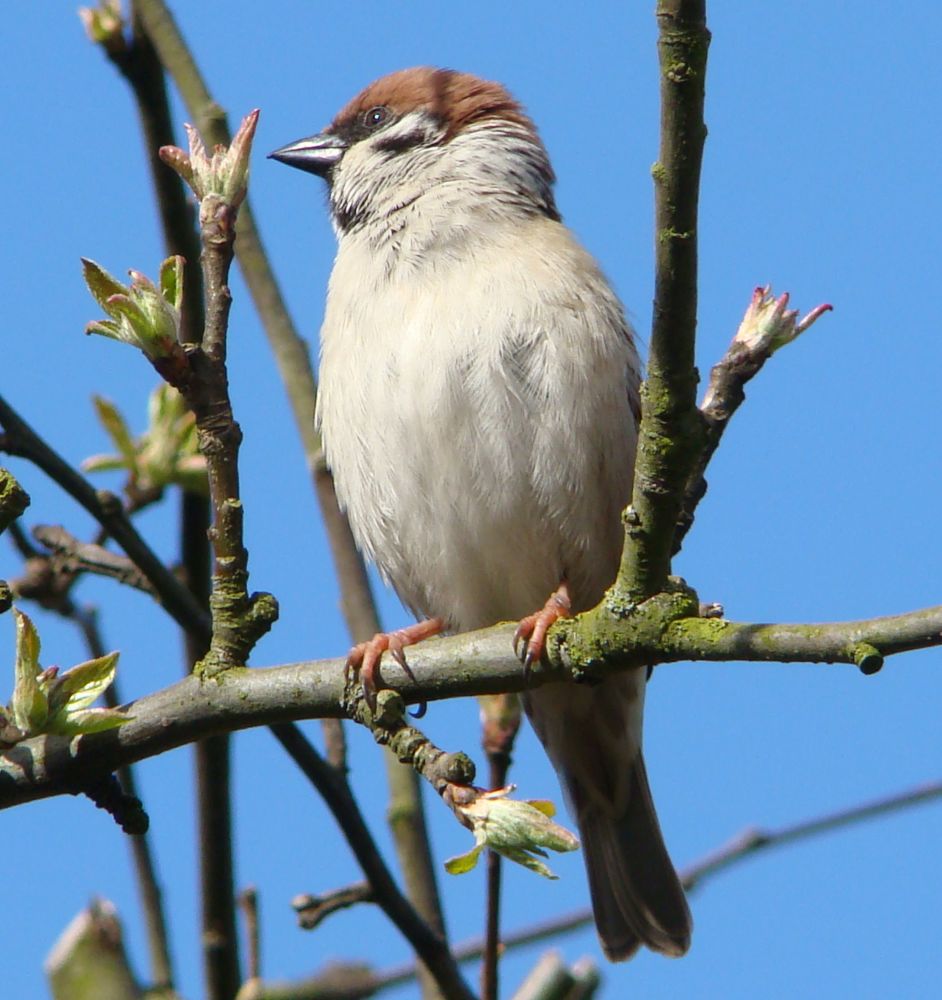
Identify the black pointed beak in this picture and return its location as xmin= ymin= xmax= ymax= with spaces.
xmin=268 ymin=132 xmax=347 ymax=177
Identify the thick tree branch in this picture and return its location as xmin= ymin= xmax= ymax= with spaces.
xmin=618 ymin=0 xmax=710 ymax=600
xmin=3 ymin=600 xmax=940 ymax=808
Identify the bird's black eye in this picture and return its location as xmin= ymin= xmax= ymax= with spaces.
xmin=363 ymin=106 xmax=391 ymax=130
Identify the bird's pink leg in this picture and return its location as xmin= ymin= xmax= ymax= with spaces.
xmin=345 ymin=617 xmax=445 ymax=707
xmin=513 ymin=580 xmax=572 ymax=672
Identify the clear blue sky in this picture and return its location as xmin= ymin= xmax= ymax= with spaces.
xmin=2 ymin=3 xmax=940 ymax=998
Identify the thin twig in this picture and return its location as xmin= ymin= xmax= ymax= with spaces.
xmin=479 ymin=694 xmax=522 ymax=1000
xmin=346 ymin=778 xmax=942 ymax=998
xmin=195 ymin=733 xmax=240 ymax=999
xmin=292 ymin=882 xmax=373 ymax=931
xmin=482 ymin=832 xmax=503 ymax=1000
xmin=0 ymin=395 xmax=209 ymax=634
xmin=80 ymin=606 xmax=175 ymax=991
xmin=269 ymin=723 xmax=476 ymax=1000
xmin=31 ymin=524 xmax=154 ymax=593
xmin=681 ymin=779 xmax=942 ymax=889
xmin=99 ymin=7 xmax=240 ymax=991
xmin=238 ymin=887 xmax=261 ymax=982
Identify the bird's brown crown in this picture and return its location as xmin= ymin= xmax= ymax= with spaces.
xmin=329 ymin=67 xmax=538 ymax=140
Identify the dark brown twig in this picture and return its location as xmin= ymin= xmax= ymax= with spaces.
xmin=238 ymin=886 xmax=261 ymax=982
xmin=292 ymin=882 xmax=374 ymax=931
xmin=0 ymin=395 xmax=209 ymax=634
xmin=31 ymin=524 xmax=154 ymax=594
xmin=479 ymin=693 xmax=522 ymax=1000
xmin=84 ymin=608 xmax=175 ymax=991
xmin=269 ymin=723 xmax=476 ymax=1000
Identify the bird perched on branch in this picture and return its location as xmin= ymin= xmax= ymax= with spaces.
xmin=271 ymin=66 xmax=691 ymax=960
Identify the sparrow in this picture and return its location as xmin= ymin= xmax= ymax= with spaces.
xmin=270 ymin=67 xmax=691 ymax=960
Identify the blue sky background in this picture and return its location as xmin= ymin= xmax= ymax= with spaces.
xmin=2 ymin=3 xmax=940 ymax=998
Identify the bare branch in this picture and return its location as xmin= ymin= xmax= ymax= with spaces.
xmin=238 ymin=887 xmax=261 ymax=982
xmin=31 ymin=525 xmax=154 ymax=594
xmin=347 ymin=779 xmax=942 ymax=998
xmin=268 ymin=724 xmax=475 ymax=1000
xmin=0 ymin=395 xmax=209 ymax=637
xmin=292 ymin=883 xmax=373 ymax=931
xmin=682 ymin=779 xmax=942 ymax=889
xmin=3 ymin=602 xmax=940 ymax=808
xmin=618 ymin=0 xmax=711 ymax=601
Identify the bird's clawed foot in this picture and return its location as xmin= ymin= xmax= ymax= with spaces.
xmin=513 ymin=580 xmax=572 ymax=678
xmin=345 ymin=617 xmax=445 ymax=711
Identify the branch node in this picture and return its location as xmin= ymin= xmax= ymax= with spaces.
xmin=850 ymin=642 xmax=884 ymax=676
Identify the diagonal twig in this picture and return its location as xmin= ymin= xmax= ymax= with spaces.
xmin=672 ymin=287 xmax=832 ymax=555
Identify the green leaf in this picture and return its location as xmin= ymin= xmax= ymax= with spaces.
xmin=92 ymin=396 xmax=137 ymax=462
xmin=81 ymin=453 xmax=130 ymax=474
xmin=85 ymin=318 xmax=123 ymax=341
xmin=159 ymin=255 xmax=186 ymax=312
xmin=104 ymin=292 xmax=149 ymax=337
xmin=444 ymin=845 xmax=484 ymax=875
xmin=81 ymin=258 xmax=127 ymax=310
xmin=46 ymin=651 xmax=119 ymax=715
xmin=10 ymin=609 xmax=48 ymax=733
xmin=48 ymin=706 xmax=130 ymax=737
xmin=495 ymin=847 xmax=558 ymax=880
